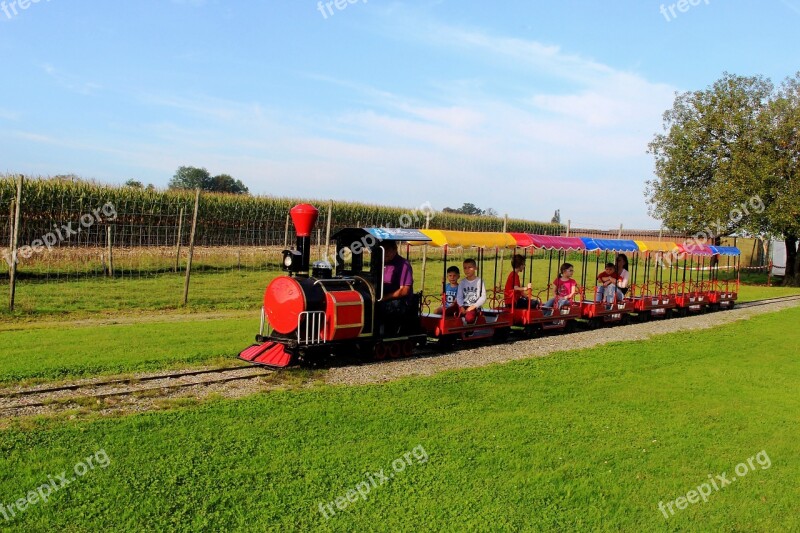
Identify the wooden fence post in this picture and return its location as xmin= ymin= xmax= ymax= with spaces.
xmin=324 ymin=201 xmax=332 ymax=261
xmin=283 ymin=212 xmax=290 ymax=250
xmin=106 ymin=225 xmax=114 ymax=277
xmin=174 ymin=206 xmax=184 ymax=272
xmin=8 ymin=176 xmax=23 ymax=311
xmin=182 ymin=189 xmax=200 ymax=306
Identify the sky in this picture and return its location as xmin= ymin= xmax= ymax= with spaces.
xmin=1 ymin=0 xmax=798 ymax=229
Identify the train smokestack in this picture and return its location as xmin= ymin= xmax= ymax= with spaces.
xmin=283 ymin=204 xmax=319 ymax=274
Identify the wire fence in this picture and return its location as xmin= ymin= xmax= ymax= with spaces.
xmin=0 ymin=175 xmax=776 ymax=313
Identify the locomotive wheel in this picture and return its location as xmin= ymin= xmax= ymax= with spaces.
xmin=388 ymin=342 xmax=402 ymax=359
xmin=402 ymin=340 xmax=415 ymax=357
xmin=373 ymin=343 xmax=387 ymax=360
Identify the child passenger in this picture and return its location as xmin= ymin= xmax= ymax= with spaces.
xmin=456 ymin=258 xmax=486 ymax=323
xmin=543 ymin=263 xmax=577 ymax=316
xmin=505 ymin=254 xmax=533 ymax=308
xmin=434 ymin=265 xmax=460 ymax=316
xmin=595 ymin=262 xmax=619 ymax=305
xmin=615 ymin=254 xmax=630 ymax=300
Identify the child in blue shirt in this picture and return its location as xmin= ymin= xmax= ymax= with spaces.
xmin=435 ymin=265 xmax=460 ymax=316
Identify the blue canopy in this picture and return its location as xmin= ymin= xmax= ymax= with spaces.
xmin=580 ymin=237 xmax=639 ymax=252
xmin=710 ymin=246 xmax=741 ymax=256
xmin=364 ymin=228 xmax=432 ymax=242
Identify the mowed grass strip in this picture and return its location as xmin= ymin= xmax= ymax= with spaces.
xmin=0 ymin=314 xmax=259 ymax=383
xmin=0 ymin=307 xmax=798 ymax=531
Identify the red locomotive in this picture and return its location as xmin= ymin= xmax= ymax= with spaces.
xmin=238 ymin=204 xmax=429 ymax=367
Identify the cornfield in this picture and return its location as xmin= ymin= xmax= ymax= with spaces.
xmin=0 ymin=175 xmax=562 ymax=251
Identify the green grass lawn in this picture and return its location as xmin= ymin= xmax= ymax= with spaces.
xmin=1 ymin=306 xmax=798 ymax=531
xmin=0 ymin=313 xmax=260 ymax=384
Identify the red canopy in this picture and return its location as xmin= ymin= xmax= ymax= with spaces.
xmin=509 ymin=233 xmax=586 ymax=250
xmin=677 ymin=242 xmax=715 ymax=256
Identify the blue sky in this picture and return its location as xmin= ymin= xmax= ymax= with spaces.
xmin=1 ymin=0 xmax=798 ymax=228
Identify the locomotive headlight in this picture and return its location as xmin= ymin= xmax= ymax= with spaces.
xmin=281 ymin=249 xmax=303 ymax=272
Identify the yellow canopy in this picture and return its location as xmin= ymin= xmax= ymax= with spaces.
xmin=634 ymin=240 xmax=680 ymax=253
xmin=419 ymin=230 xmax=519 ymax=248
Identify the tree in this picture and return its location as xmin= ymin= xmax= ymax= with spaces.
xmin=169 ymin=166 xmax=212 ymax=191
xmin=646 ymin=72 xmax=800 ymax=285
xmin=168 ymin=166 xmax=249 ymax=195
xmin=210 ymin=174 xmax=249 ymax=194
xmin=441 ymin=203 xmax=495 ymax=216
xmin=124 ymin=179 xmax=144 ymax=188
xmin=551 ymin=209 xmax=561 ymax=224
xmin=761 ymin=73 xmax=800 ymax=283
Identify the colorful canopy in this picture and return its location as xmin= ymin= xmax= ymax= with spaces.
xmin=364 ymin=228 xmax=431 ymax=241
xmin=634 ymin=240 xmax=680 ymax=253
xmin=392 ymin=228 xmax=742 ymax=255
xmin=676 ymin=242 xmax=715 ymax=256
xmin=508 ymin=233 xmax=586 ymax=250
xmin=419 ymin=230 xmax=518 ymax=248
xmin=332 ymin=228 xmax=432 ymax=243
xmin=580 ymin=237 xmax=639 ymax=252
xmin=710 ymin=246 xmax=741 ymax=256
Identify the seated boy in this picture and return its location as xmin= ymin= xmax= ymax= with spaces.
xmin=434 ymin=265 xmax=460 ymax=317
xmin=505 ymin=254 xmax=536 ymax=308
xmin=456 ymin=258 xmax=486 ymax=323
xmin=594 ymin=262 xmax=619 ymax=306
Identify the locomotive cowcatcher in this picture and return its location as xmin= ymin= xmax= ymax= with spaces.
xmin=238 ymin=204 xmax=430 ymax=367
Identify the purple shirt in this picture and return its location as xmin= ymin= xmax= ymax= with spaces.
xmin=383 ymin=254 xmax=413 ymax=299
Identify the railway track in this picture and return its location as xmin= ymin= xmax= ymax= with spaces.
xmin=0 ymin=366 xmax=273 ymax=413
xmin=1 ymin=294 xmax=797 ymax=416
xmin=734 ymin=294 xmax=800 ymax=308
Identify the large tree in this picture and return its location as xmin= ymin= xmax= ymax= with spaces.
xmin=168 ymin=166 xmax=249 ymax=195
xmin=647 ymin=72 xmax=800 ymax=285
xmin=169 ymin=166 xmax=212 ymax=190
xmin=760 ymin=74 xmax=800 ymax=283
xmin=210 ymin=173 xmax=249 ymax=194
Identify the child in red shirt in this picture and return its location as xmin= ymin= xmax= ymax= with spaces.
xmin=595 ymin=262 xmax=619 ymax=305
